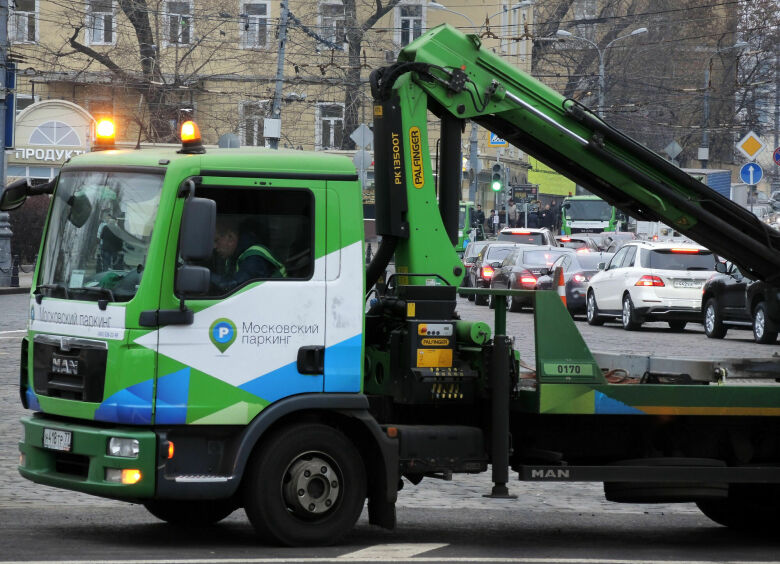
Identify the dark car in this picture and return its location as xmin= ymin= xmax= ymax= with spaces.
xmin=470 ymin=243 xmax=519 ymax=305
xmin=536 ymin=252 xmax=604 ymax=316
xmin=460 ymin=240 xmax=490 ymax=288
xmin=701 ymin=263 xmax=779 ymax=344
xmin=555 ymin=235 xmax=600 ymax=252
xmin=496 ymin=227 xmax=555 ymax=246
xmin=489 ymin=245 xmax=575 ymax=311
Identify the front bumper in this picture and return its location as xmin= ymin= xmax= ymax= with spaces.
xmin=18 ymin=414 xmax=157 ymax=500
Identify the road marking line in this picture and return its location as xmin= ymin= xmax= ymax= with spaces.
xmin=338 ymin=543 xmax=448 ymax=559
xmin=0 ymin=330 xmax=26 ymax=334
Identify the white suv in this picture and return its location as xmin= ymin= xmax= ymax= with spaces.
xmin=586 ymin=241 xmax=718 ymax=331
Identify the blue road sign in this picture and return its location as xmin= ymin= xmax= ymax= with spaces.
xmin=774 ymin=147 xmax=780 ymax=167
xmin=488 ymin=133 xmax=507 ymax=147
xmin=740 ymin=162 xmax=763 ymax=185
xmin=4 ymin=63 xmax=16 ymax=150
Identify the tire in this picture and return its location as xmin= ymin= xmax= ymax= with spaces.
xmin=586 ymin=291 xmax=605 ymax=326
xmin=703 ymin=298 xmax=727 ymax=339
xmin=621 ymin=294 xmax=642 ymax=331
xmin=475 ymin=292 xmax=488 ymax=306
xmin=144 ymin=499 xmax=237 ymax=526
xmin=697 ymin=485 xmax=780 ymax=531
xmin=243 ymin=423 xmax=366 ymax=547
xmin=667 ymin=320 xmax=687 ymax=332
xmin=752 ymin=301 xmax=778 ymax=344
xmin=508 ymin=293 xmax=523 ymax=312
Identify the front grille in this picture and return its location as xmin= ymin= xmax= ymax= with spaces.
xmin=54 ymin=452 xmax=89 ymax=478
xmin=33 ymin=339 xmax=107 ymax=402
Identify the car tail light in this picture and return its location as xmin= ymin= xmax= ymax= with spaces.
xmin=635 ymin=275 xmax=665 ymax=287
xmin=508 ymin=230 xmax=531 ymax=235
xmin=572 ymin=273 xmax=587 ymax=283
xmin=481 ymin=265 xmax=495 ymax=279
xmin=576 ymin=247 xmax=590 ymax=253
xmin=670 ymin=248 xmax=700 ymax=254
xmin=560 ymin=237 xmax=571 ymax=242
xmin=517 ymin=269 xmax=537 ymax=288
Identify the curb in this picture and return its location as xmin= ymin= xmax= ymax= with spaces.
xmin=0 ymin=287 xmax=31 ymax=296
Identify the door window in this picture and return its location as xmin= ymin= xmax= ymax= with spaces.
xmin=191 ymin=187 xmax=314 ymax=298
xmin=608 ymin=247 xmax=629 ymax=270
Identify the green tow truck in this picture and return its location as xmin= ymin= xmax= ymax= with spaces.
xmin=4 ymin=24 xmax=780 ymax=546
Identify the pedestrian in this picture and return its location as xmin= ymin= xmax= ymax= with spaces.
xmin=550 ymin=199 xmax=560 ymax=234
xmin=507 ymin=199 xmax=518 ymax=227
xmin=539 ymin=204 xmax=552 ymax=229
xmin=491 ymin=209 xmax=499 ymax=235
xmin=473 ymin=204 xmax=485 ymax=233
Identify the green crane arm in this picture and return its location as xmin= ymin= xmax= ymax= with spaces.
xmin=369 ymin=24 xmax=780 ymax=288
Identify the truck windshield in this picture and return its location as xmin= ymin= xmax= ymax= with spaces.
xmin=37 ymin=170 xmax=164 ymax=303
xmin=565 ymin=200 xmax=612 ymax=221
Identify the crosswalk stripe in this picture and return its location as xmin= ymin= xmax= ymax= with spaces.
xmin=338 ymin=543 xmax=448 ymax=560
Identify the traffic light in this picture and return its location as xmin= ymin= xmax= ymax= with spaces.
xmin=491 ymin=163 xmax=503 ymax=192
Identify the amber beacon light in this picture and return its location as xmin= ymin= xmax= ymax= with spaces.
xmin=93 ymin=118 xmax=116 ymax=150
xmin=180 ymin=120 xmax=205 ymax=154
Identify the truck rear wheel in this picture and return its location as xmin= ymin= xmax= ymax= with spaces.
xmin=143 ymin=499 xmax=237 ymax=526
xmin=243 ymin=423 xmax=366 ymax=546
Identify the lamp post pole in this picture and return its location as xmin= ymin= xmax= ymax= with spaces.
xmin=700 ymin=42 xmax=747 ymax=168
xmin=556 ymin=27 xmax=647 ymax=119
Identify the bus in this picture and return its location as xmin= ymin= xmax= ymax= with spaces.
xmin=560 ymin=195 xmax=623 ymax=235
xmin=456 ymin=201 xmax=484 ymax=255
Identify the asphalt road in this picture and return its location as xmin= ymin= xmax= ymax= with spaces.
xmin=1 ymin=292 xmax=779 ymax=562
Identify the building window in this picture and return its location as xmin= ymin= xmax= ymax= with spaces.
xmin=320 ymin=1 xmax=345 ymax=44
xmin=240 ymin=101 xmax=267 ymax=146
xmin=86 ymin=0 xmax=115 ymax=45
xmin=397 ymin=4 xmax=423 ymax=47
xmin=166 ymin=1 xmax=192 ymax=45
xmin=240 ymin=1 xmax=269 ymax=48
xmin=10 ymin=0 xmax=38 ymax=44
xmin=15 ymin=95 xmax=40 ymax=115
xmin=29 ymin=121 xmax=81 ymax=146
xmin=316 ymin=103 xmax=344 ymax=150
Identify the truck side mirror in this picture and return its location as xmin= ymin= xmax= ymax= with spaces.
xmin=180 ymin=197 xmax=216 ymax=261
xmin=0 ymin=179 xmax=29 ymax=211
xmin=561 ymin=202 xmax=570 ymax=210
xmin=175 ymin=265 xmax=211 ymax=295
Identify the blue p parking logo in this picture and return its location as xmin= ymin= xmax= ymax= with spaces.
xmin=210 ymin=318 xmax=237 ymax=353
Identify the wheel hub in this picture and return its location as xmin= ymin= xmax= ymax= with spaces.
xmin=283 ymin=455 xmax=340 ymax=516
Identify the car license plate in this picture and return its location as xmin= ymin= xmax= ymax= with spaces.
xmin=674 ymin=279 xmax=702 ymax=288
xmin=43 ymin=428 xmax=72 ymax=452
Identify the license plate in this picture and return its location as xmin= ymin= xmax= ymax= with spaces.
xmin=43 ymin=428 xmax=72 ymax=452
xmin=674 ymin=279 xmax=702 ymax=288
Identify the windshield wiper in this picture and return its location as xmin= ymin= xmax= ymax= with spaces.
xmin=34 ymin=283 xmax=70 ymax=303
xmin=72 ymin=286 xmax=116 ymax=305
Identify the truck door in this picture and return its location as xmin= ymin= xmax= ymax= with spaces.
xmin=151 ymin=180 xmax=326 ymax=425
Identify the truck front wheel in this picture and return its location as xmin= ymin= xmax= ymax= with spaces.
xmin=697 ymin=484 xmax=780 ymax=531
xmin=143 ymin=499 xmax=237 ymax=526
xmin=243 ymin=423 xmax=366 ymax=546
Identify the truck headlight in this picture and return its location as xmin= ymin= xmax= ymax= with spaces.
xmin=108 ymin=437 xmax=139 ymax=458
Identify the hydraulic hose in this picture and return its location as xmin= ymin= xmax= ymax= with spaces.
xmin=366 ymin=235 xmax=398 ymax=293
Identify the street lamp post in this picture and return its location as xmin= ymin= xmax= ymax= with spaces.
xmin=699 ymin=41 xmax=747 ymax=168
xmin=428 ymin=1 xmax=534 ymax=203
xmin=555 ymin=27 xmax=648 ymax=118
